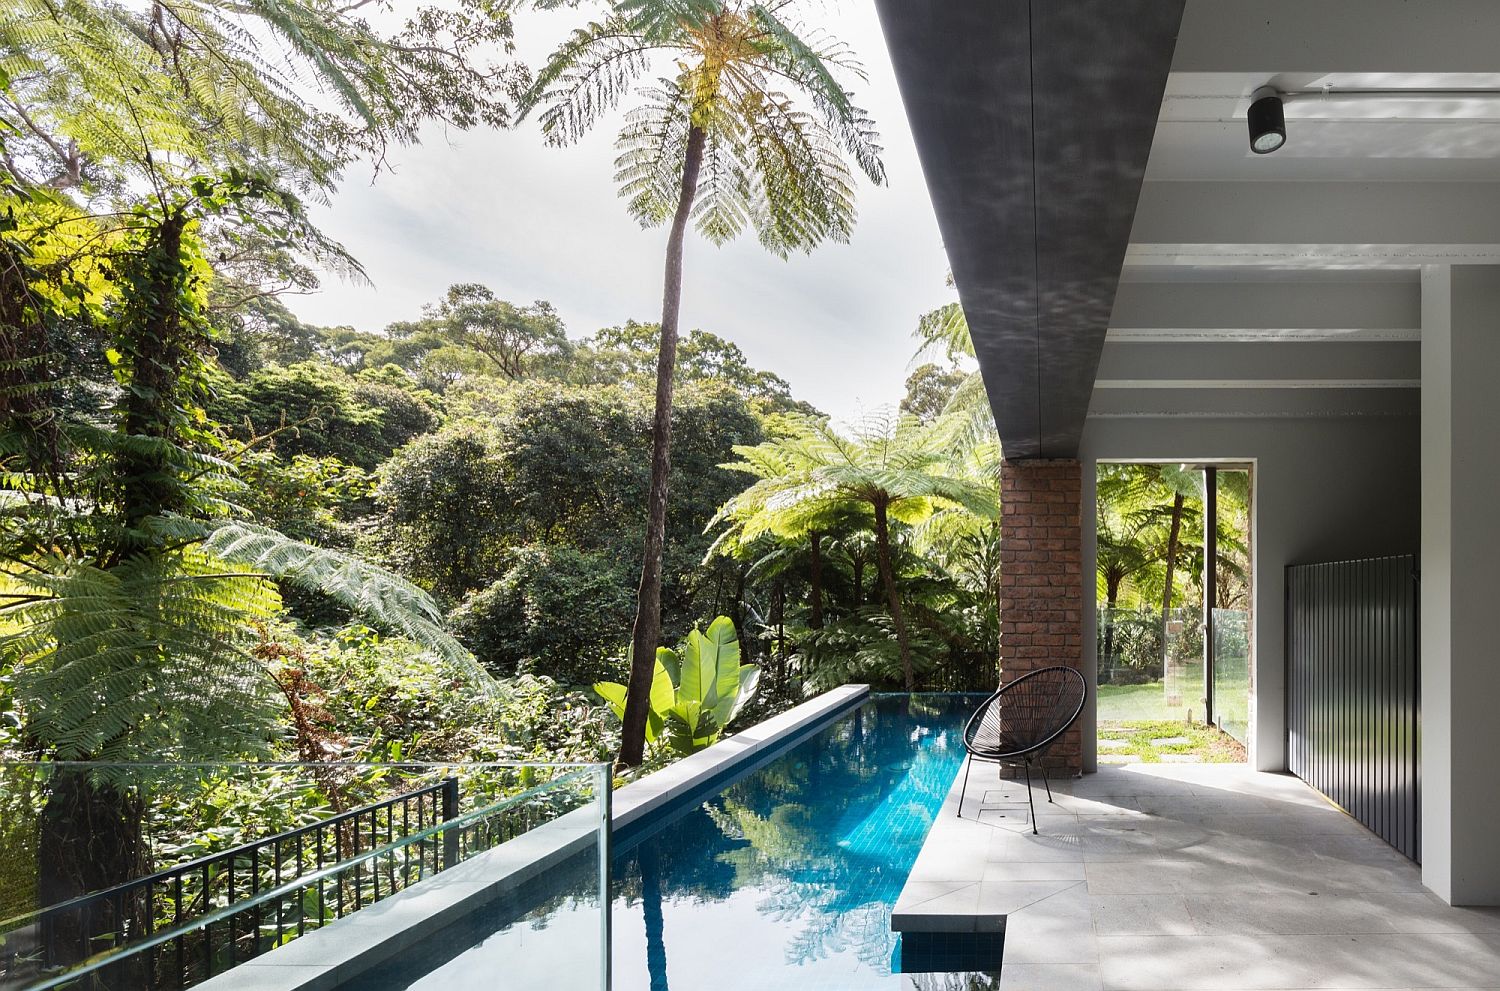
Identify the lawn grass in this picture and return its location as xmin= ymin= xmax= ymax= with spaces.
xmin=1096 ymin=681 xmax=1193 ymax=722
xmin=1097 ymin=719 xmax=1246 ymax=763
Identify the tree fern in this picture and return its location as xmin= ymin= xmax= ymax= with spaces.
xmin=201 ymin=521 xmax=496 ymax=690
xmin=2 ymin=551 xmax=281 ymax=761
xmin=711 ymin=411 xmax=997 ymax=689
xmin=519 ymin=0 xmax=885 ymax=763
xmin=0 ymin=0 xmax=520 ymax=201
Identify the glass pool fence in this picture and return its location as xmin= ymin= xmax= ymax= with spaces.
xmin=0 ymin=761 xmax=612 ymax=991
xmin=1098 ymin=604 xmax=1251 ymax=744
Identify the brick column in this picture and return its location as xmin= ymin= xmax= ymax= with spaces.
xmin=999 ymin=459 xmax=1084 ymax=775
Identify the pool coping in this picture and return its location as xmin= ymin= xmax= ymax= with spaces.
xmin=193 ymin=683 xmax=870 ymax=991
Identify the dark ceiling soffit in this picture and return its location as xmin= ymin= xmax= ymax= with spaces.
xmin=874 ymin=0 xmax=1185 ymax=459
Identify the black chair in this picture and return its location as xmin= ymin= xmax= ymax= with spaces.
xmin=957 ymin=666 xmax=1088 ymax=833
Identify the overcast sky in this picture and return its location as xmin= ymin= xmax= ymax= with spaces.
xmin=290 ymin=3 xmax=953 ymax=422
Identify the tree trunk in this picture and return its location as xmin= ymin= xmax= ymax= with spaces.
xmin=1159 ymin=491 xmax=1185 ymax=671
xmin=618 ymin=124 xmax=706 ymax=768
xmin=118 ymin=211 xmax=190 ymax=555
xmin=808 ymin=530 xmax=824 ymax=629
xmin=1101 ymin=576 xmax=1122 ymax=681
xmin=775 ymin=579 xmax=786 ymax=669
xmin=35 ymin=211 xmax=191 ymax=972
xmin=730 ymin=568 xmax=745 ymax=640
xmin=36 ymin=769 xmax=150 ymax=972
xmin=873 ymin=500 xmax=915 ymax=691
xmin=0 ymin=242 xmax=61 ymax=482
xmin=640 ymin=845 xmax=669 ymax=991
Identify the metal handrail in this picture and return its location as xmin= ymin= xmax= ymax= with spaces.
xmin=18 ymin=778 xmax=455 ymax=930
xmin=18 ymin=766 xmax=608 ymax=991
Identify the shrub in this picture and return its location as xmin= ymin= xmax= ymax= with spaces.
xmin=448 ymin=545 xmax=637 ymax=687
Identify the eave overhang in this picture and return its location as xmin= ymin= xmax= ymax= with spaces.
xmin=874 ymin=0 xmax=1184 ymax=458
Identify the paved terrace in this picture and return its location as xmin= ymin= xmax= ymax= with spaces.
xmin=894 ymin=763 xmax=1500 ymax=990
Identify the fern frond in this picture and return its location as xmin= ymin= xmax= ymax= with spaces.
xmin=521 ymin=17 xmax=656 ymax=145
xmin=2 ymin=552 xmax=279 ymax=761
xmin=201 ymin=521 xmax=496 ymax=692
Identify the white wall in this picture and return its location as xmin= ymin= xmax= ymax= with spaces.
xmin=1079 ymin=415 xmax=1421 ymax=773
xmin=1420 ymin=264 xmax=1500 ymax=905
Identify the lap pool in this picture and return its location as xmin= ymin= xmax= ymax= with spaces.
xmin=345 ymin=694 xmax=998 ymax=991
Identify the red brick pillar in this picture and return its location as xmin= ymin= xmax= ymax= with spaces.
xmin=999 ymin=459 xmax=1083 ymax=776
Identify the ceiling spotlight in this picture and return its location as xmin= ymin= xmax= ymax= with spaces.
xmin=1248 ymin=86 xmax=1286 ymax=154
xmin=1242 ymin=86 xmax=1290 ymax=154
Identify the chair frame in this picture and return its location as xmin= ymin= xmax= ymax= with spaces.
xmin=956 ymin=665 xmax=1088 ymax=833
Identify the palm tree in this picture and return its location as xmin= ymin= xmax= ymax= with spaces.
xmin=518 ymin=0 xmax=885 ymax=765
xmin=715 ymin=413 xmax=997 ymax=690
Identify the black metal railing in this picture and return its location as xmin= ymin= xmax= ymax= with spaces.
xmin=9 ymin=777 xmax=458 ymax=990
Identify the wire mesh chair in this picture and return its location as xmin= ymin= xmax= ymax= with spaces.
xmin=957 ymin=666 xmax=1088 ymax=833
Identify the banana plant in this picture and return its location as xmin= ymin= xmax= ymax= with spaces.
xmin=595 ymin=617 xmax=761 ymax=756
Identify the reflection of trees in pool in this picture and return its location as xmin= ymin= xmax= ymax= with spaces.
xmin=639 ymin=845 xmax=670 ymax=991
xmin=620 ymin=698 xmax=969 ymax=974
xmin=906 ymin=973 xmax=1000 ymax=991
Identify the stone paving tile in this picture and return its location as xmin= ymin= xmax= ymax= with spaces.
xmin=1090 ymin=893 xmax=1198 ymax=936
xmin=1182 ymin=890 xmax=1398 ymax=936
xmin=197 ymin=965 xmax=338 ymax=991
xmin=998 ymin=963 xmax=1104 ymax=991
xmin=1376 ymin=892 xmax=1500 ymax=934
xmin=982 ymin=860 xmax=1088 ymax=882
xmin=1085 ymin=859 xmax=1261 ymax=895
xmin=892 ymin=764 xmax=1500 ymax=989
xmin=892 ymin=880 xmax=981 ymax=932
xmin=995 ymin=893 xmax=1098 ymax=966
xmin=1097 ymin=933 xmax=1500 ymax=990
xmin=1300 ymin=833 xmax=1422 ymax=863
xmin=1257 ymin=855 xmax=1426 ymax=894
xmin=987 ymin=831 xmax=1089 ymax=864
xmin=978 ymin=880 xmax=1086 ymax=919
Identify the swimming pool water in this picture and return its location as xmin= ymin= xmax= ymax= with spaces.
xmin=348 ymin=695 xmax=999 ymax=991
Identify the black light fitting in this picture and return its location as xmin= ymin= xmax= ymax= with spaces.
xmin=1248 ymin=86 xmax=1286 ymax=154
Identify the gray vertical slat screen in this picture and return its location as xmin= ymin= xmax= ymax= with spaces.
xmin=1286 ymin=555 xmax=1419 ymax=862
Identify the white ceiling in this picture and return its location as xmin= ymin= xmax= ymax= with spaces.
xmin=1149 ymin=72 xmax=1500 ymax=182
xmin=1098 ymin=1 xmax=1500 ymax=417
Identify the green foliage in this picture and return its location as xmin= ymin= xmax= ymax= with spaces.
xmin=1094 ymin=463 xmax=1249 ymax=612
xmin=234 ymin=452 xmax=372 ymax=545
xmin=1098 ymin=606 xmax=1167 ymax=681
xmin=202 ymin=521 xmax=491 ymax=688
xmin=3 ymin=552 xmax=282 ymax=761
xmin=913 ymin=299 xmax=974 ymax=363
xmin=789 ymin=608 xmax=941 ymax=691
xmin=711 ymin=411 xmax=998 ymax=690
xmin=1096 ymin=719 xmax=1245 ymax=764
xmin=909 ymin=289 xmax=999 ymax=463
xmin=416 ymin=284 xmax=572 ymax=380
xmin=0 ymin=178 xmax=496 ymax=778
xmin=371 ymin=424 xmax=508 ymax=602
xmin=283 ymin=624 xmax=615 ymax=764
xmin=1 ymin=0 xmax=520 ymax=200
xmin=900 ymin=363 xmax=967 ymax=422
xmin=594 ymin=616 xmax=760 ymax=755
xmin=209 ymin=360 xmax=439 ymax=470
xmin=560 ymin=323 xmax=814 ymax=414
xmin=449 ymin=544 xmax=637 ymax=686
xmin=717 ymin=412 xmax=999 ymax=542
xmin=210 ymin=297 xmax=327 ymax=376
xmin=376 ymin=380 xmax=763 ymax=608
xmin=522 ymin=0 xmax=884 ymax=255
